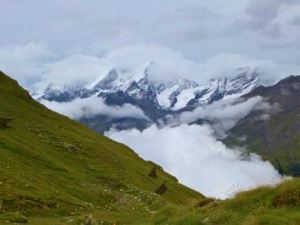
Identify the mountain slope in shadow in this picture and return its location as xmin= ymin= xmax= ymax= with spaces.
xmin=226 ymin=75 xmax=300 ymax=176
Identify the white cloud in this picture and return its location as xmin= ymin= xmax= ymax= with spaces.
xmin=169 ymin=96 xmax=279 ymax=138
xmin=237 ymin=0 xmax=300 ymax=48
xmin=38 ymin=54 xmax=102 ymax=89
xmin=107 ymin=124 xmax=282 ymax=199
xmin=44 ymin=46 xmax=300 ymax=89
xmin=178 ymin=97 xmax=262 ymax=133
xmin=41 ymin=96 xmax=149 ymax=120
xmin=194 ymin=53 xmax=300 ymax=84
xmin=104 ymin=45 xmax=198 ymax=83
xmin=0 ymin=42 xmax=53 ymax=85
xmin=105 ymin=96 xmax=283 ymax=200
xmin=98 ymin=46 xmax=300 ymax=85
xmin=1 ymin=43 xmax=298 ymax=95
xmin=1 ymin=0 xmax=300 ymax=67
xmin=1 ymin=42 xmax=299 ymax=97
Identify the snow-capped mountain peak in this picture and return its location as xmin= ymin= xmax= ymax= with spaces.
xmin=40 ymin=65 xmax=261 ymax=110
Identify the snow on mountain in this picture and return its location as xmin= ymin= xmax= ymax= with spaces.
xmin=40 ymin=64 xmax=260 ymax=110
xmin=37 ymin=63 xmax=267 ymax=133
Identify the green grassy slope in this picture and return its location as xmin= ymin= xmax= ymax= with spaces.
xmin=0 ymin=71 xmax=202 ymax=224
xmin=227 ymin=110 xmax=300 ymax=176
xmin=137 ymin=178 xmax=300 ymax=225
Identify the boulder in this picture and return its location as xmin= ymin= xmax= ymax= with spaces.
xmin=0 ymin=117 xmax=11 ymax=128
xmin=154 ymin=182 xmax=167 ymax=195
xmin=148 ymin=166 xmax=158 ymax=178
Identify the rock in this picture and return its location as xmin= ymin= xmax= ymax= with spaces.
xmin=0 ymin=117 xmax=12 ymax=128
xmin=81 ymin=214 xmax=98 ymax=225
xmin=63 ymin=143 xmax=80 ymax=153
xmin=195 ymin=198 xmax=215 ymax=207
xmin=148 ymin=166 xmax=158 ymax=178
xmin=154 ymin=182 xmax=167 ymax=195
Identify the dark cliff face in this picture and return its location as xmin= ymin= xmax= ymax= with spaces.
xmin=226 ymin=75 xmax=300 ymax=176
xmin=245 ymin=75 xmax=300 ymax=112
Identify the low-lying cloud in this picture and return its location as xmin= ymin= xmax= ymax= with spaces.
xmin=180 ymin=97 xmax=262 ymax=122
xmin=107 ymin=124 xmax=282 ymax=199
xmin=41 ymin=96 xmax=149 ymax=120
xmin=106 ymin=96 xmax=284 ymax=199
xmin=177 ymin=96 xmax=268 ymax=137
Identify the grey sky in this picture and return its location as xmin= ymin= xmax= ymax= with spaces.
xmin=1 ymin=0 xmax=300 ymax=87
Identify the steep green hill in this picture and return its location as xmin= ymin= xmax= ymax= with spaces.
xmin=0 ymin=71 xmax=201 ymax=224
xmin=226 ymin=76 xmax=300 ymax=176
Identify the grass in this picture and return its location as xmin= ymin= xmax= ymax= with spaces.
xmin=136 ymin=179 xmax=300 ymax=225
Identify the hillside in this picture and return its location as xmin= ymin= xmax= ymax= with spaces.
xmin=0 ymin=71 xmax=201 ymax=224
xmin=226 ymin=75 xmax=300 ymax=176
xmin=138 ymin=178 xmax=300 ymax=225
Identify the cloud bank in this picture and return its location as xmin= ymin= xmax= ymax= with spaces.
xmin=2 ymin=0 xmax=300 ymax=60
xmin=3 ymin=43 xmax=300 ymax=93
xmin=41 ymin=96 xmax=149 ymax=120
xmin=107 ymin=124 xmax=282 ymax=199
xmin=107 ymin=96 xmax=284 ymax=199
xmin=177 ymin=96 xmax=271 ymax=137
xmin=179 ymin=97 xmax=263 ymax=124
xmin=2 ymin=0 xmax=300 ymax=89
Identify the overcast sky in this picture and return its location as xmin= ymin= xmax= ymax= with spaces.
xmin=1 ymin=0 xmax=300 ymax=87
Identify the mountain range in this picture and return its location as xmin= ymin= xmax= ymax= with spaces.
xmin=38 ymin=65 xmax=265 ymax=133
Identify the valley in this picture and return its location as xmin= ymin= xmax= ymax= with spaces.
xmin=0 ymin=71 xmax=299 ymax=224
